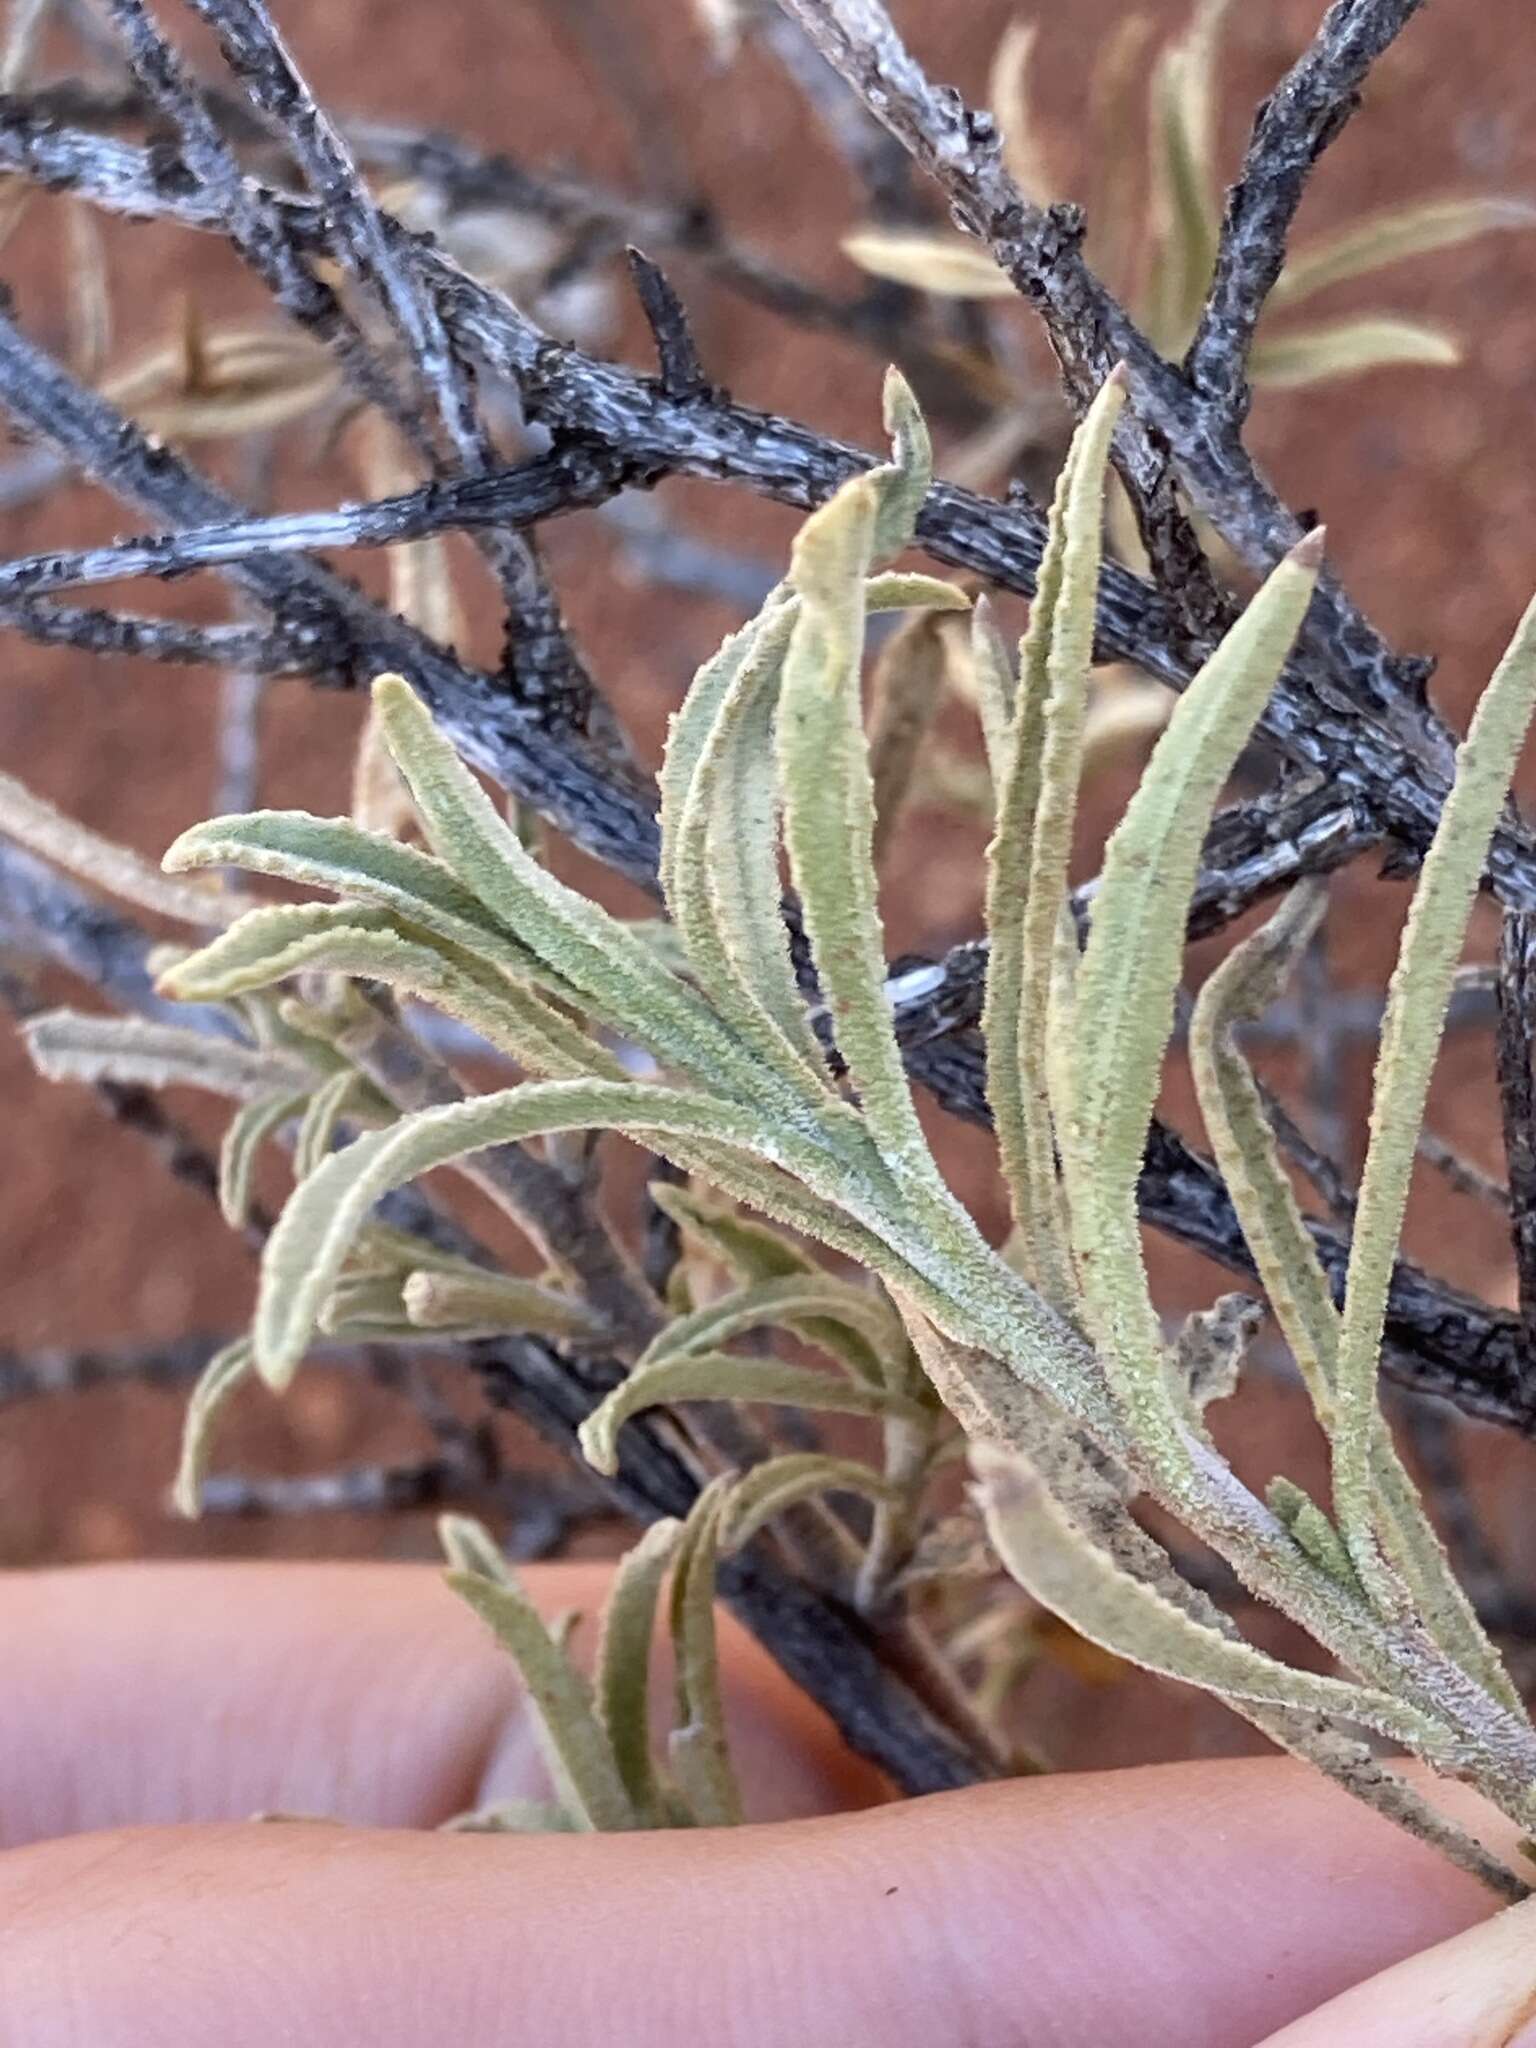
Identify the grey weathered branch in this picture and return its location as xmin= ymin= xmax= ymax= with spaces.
xmin=104 ymin=0 xmax=418 ymax=440
xmin=192 ymin=1455 xmax=599 ymax=1536
xmin=0 ymin=302 xmax=660 ymax=883
xmin=0 ymin=595 xmax=348 ymax=676
xmin=0 ymin=1331 xmax=229 ymax=1402
xmin=117 ymin=0 xmax=613 ymax=746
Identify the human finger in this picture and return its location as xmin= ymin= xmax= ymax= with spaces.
xmin=0 ymin=1755 xmax=1520 ymax=2048
xmin=0 ymin=1559 xmax=885 ymax=1844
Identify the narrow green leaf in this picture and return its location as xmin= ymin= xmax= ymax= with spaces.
xmin=159 ymin=901 xmax=392 ymax=996
xmin=723 ymin=1452 xmax=900 ymax=1552
xmin=579 ymin=1350 xmax=921 ymax=1478
xmin=1267 ymin=1477 xmax=1359 ymax=1588
xmin=895 ymin=1295 xmax=1125 ymax=1477
xmin=444 ymin=1563 xmax=637 ymax=1832
xmin=649 ymin=1146 xmax=920 ymax=1315
xmin=24 ymin=1010 xmax=309 ymax=1101
xmin=1251 ymin=318 xmax=1459 ymax=389
xmin=658 ymin=570 xmax=960 ymax=915
xmin=594 ymin=1517 xmax=683 ymax=1825
xmin=869 ymin=609 xmax=951 ymax=861
xmin=1192 ymin=884 xmax=1523 ymax=1713
xmin=372 ymin=674 xmax=766 ymax=1100
xmin=864 ymin=572 xmax=971 ymax=614
xmin=666 ymin=1481 xmax=742 ymax=1826
xmin=164 ymin=810 xmax=545 ymax=981
xmin=317 ymin=1270 xmax=416 ymax=1336
xmin=989 ymin=18 xmax=1055 ymax=200
xmin=250 ymin=1077 xmax=925 ymax=1390
xmin=294 ymin=1066 xmax=368 ymax=1179
xmin=219 ymin=1089 xmax=306 ymax=1228
xmin=1271 ymin=197 xmax=1536 ymax=311
xmin=649 ymin=1174 xmax=900 ymax=1368
xmin=1145 ymin=0 xmax=1230 ymax=353
xmin=669 ymin=600 xmax=842 ymax=1098
xmin=648 ymin=1140 xmax=1075 ymax=1437
xmin=660 ymin=601 xmax=789 ymax=913
xmin=866 ymin=364 xmax=932 ymax=566
xmin=349 ymin=1222 xmax=493 ymax=1282
xmin=1042 ymin=898 xmax=1080 ymax=1161
xmin=985 ymin=368 xmax=1126 ymax=1308
xmin=1335 ymin=588 xmax=1536 ymax=1590
xmin=172 ymin=1335 xmax=255 ymax=1517
xmin=637 ymin=1272 xmax=904 ymax=1387
xmin=439 ymin=1512 xmax=515 ymax=1584
xmin=1087 ymin=12 xmax=1159 ymax=306
xmin=967 ymin=597 xmax=1017 ymax=791
xmin=0 ymin=766 xmax=247 ymax=926
xmin=889 ymin=1510 xmax=997 ymax=1593
xmin=776 ymin=474 xmax=941 ymax=1187
xmin=1064 ymin=534 xmax=1322 ymax=1453
xmin=257 ymin=1051 xmax=1099 ymax=1446
xmin=647 ymin=1181 xmax=821 ymax=1286
xmin=166 ymin=903 xmax=609 ymax=1081
xmin=971 ymin=1430 xmax=1523 ymax=1893
xmin=840 ymin=228 xmax=1016 ymax=299
xmin=1190 ymin=881 xmax=1340 ymax=1414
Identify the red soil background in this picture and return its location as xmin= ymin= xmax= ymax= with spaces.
xmin=3 ymin=0 xmax=1536 ymax=1766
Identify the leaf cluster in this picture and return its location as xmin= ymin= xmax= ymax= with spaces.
xmin=19 ymin=354 xmax=1536 ymax=1890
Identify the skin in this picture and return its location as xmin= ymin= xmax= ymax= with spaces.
xmin=1 ymin=1561 xmax=1534 ymax=2047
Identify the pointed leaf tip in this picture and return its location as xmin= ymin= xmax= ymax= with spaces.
xmin=882 ymin=363 xmax=918 ymax=424
xmin=1292 ymin=527 xmax=1327 ymax=570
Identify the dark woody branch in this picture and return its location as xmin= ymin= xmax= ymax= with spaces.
xmin=775 ymin=0 xmax=1455 ymax=746
xmin=9 ymin=804 xmax=1530 ymax=1439
xmin=0 ymin=1331 xmax=231 ymax=1402
xmin=0 ymin=96 xmax=1513 ymax=905
xmin=1186 ymin=0 xmax=1427 ymax=418
xmin=191 ymin=1455 xmax=605 ymax=1539
xmin=104 ymin=0 xmax=423 ymax=445
xmin=2 ymin=78 xmax=971 ymax=401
